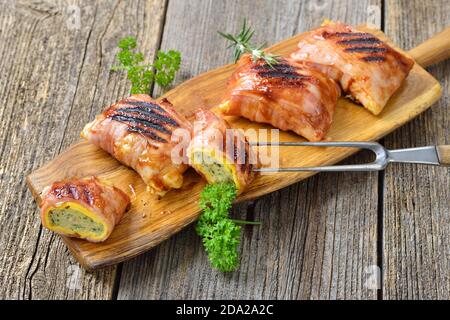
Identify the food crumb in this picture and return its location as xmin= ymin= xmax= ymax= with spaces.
xmin=160 ymin=210 xmax=172 ymax=215
xmin=128 ymin=184 xmax=136 ymax=200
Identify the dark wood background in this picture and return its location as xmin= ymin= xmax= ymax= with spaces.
xmin=0 ymin=0 xmax=448 ymax=299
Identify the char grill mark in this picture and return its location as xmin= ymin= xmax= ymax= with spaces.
xmin=240 ymin=145 xmax=251 ymax=174
xmin=233 ymin=136 xmax=239 ymax=164
xmin=258 ymin=71 xmax=305 ymax=80
xmin=55 ymin=186 xmax=67 ymax=199
xmin=68 ymin=185 xmax=79 ymax=200
xmin=107 ymin=100 xmax=182 ymax=143
xmin=253 ymin=63 xmax=294 ymax=72
xmin=344 ymin=46 xmax=387 ymax=53
xmin=127 ymin=126 xmax=168 ymax=143
xmin=55 ymin=183 xmax=95 ymax=205
xmin=111 ymin=114 xmax=171 ymax=134
xmin=82 ymin=187 xmax=94 ymax=206
xmin=333 ymin=32 xmax=370 ymax=37
xmin=110 ymin=114 xmax=169 ymax=142
xmin=254 ymin=62 xmax=310 ymax=84
xmin=121 ymin=99 xmax=179 ymax=127
xmin=230 ymin=134 xmax=251 ymax=174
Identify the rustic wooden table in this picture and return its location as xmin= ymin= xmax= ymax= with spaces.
xmin=0 ymin=0 xmax=448 ymax=300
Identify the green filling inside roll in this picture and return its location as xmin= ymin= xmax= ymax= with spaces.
xmin=49 ymin=207 xmax=104 ymax=235
xmin=192 ymin=151 xmax=234 ymax=184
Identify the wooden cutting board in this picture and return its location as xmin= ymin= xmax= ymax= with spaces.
xmin=26 ymin=26 xmax=444 ymax=270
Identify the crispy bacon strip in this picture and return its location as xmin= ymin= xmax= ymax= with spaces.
xmin=40 ymin=177 xmax=130 ymax=242
xmin=290 ymin=21 xmax=414 ymax=115
xmin=218 ymin=55 xmax=341 ymax=141
xmin=81 ymin=94 xmax=192 ymax=195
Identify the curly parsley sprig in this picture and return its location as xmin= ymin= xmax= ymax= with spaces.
xmin=196 ymin=183 xmax=261 ymax=272
xmin=218 ymin=18 xmax=279 ymax=67
xmin=111 ymin=36 xmax=181 ymax=94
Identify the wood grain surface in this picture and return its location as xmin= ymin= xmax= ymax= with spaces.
xmin=0 ymin=0 xmax=448 ymax=300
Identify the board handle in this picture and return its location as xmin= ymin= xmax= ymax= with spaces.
xmin=436 ymin=145 xmax=450 ymax=166
xmin=408 ymin=27 xmax=450 ymax=68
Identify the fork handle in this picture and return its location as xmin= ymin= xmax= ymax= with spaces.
xmin=437 ymin=145 xmax=450 ymax=166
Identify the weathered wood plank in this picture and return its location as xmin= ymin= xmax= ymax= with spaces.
xmin=118 ymin=0 xmax=380 ymax=300
xmin=383 ymin=0 xmax=450 ymax=299
xmin=0 ymin=0 xmax=167 ymax=299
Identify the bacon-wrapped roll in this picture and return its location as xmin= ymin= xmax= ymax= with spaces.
xmin=40 ymin=177 xmax=130 ymax=242
xmin=81 ymin=95 xmax=192 ymax=196
xmin=187 ymin=109 xmax=256 ymax=193
xmin=290 ymin=21 xmax=414 ymax=115
xmin=218 ymin=55 xmax=341 ymax=141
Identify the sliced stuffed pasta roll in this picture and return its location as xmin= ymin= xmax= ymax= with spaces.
xmin=81 ymin=94 xmax=192 ymax=196
xmin=187 ymin=109 xmax=256 ymax=193
xmin=40 ymin=177 xmax=130 ymax=242
xmin=218 ymin=55 xmax=341 ymax=141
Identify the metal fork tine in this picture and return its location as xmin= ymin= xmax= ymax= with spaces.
xmin=251 ymin=141 xmax=388 ymax=172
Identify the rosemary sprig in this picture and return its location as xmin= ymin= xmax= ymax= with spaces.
xmin=218 ymin=18 xmax=279 ymax=67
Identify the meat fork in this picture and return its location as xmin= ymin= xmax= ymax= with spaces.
xmin=251 ymin=141 xmax=450 ymax=172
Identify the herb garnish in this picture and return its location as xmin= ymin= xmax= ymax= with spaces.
xmin=111 ymin=36 xmax=181 ymax=94
xmin=196 ymin=183 xmax=261 ymax=272
xmin=218 ymin=18 xmax=279 ymax=67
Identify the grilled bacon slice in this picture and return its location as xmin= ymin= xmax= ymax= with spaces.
xmin=290 ymin=21 xmax=414 ymax=115
xmin=81 ymin=95 xmax=192 ymax=195
xmin=40 ymin=177 xmax=130 ymax=242
xmin=218 ymin=55 xmax=341 ymax=141
xmin=187 ymin=109 xmax=256 ymax=193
